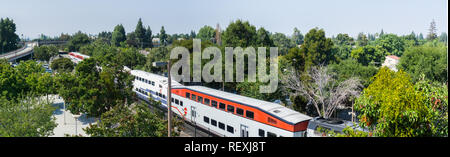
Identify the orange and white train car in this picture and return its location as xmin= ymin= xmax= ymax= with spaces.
xmin=131 ymin=70 xmax=311 ymax=137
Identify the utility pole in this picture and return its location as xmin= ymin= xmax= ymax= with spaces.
xmin=167 ymin=60 xmax=172 ymax=137
xmin=153 ymin=61 xmax=173 ymax=137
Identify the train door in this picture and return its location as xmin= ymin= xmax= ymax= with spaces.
xmin=191 ymin=106 xmax=197 ymax=123
xmin=240 ymin=124 xmax=249 ymax=137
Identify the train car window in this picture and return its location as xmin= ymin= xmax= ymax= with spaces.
xmin=218 ymin=122 xmax=225 ymax=130
xmin=268 ymin=117 xmax=277 ymax=124
xmin=171 ymin=98 xmax=174 ymax=102
xmin=211 ymin=100 xmax=217 ymax=108
xmin=203 ymin=116 xmax=210 ymax=124
xmin=227 ymin=105 xmax=235 ymax=113
xmin=236 ymin=108 xmax=244 ymax=116
xmin=258 ymin=129 xmax=265 ymax=137
xmin=152 ymin=81 xmax=155 ymax=86
xmin=211 ymin=119 xmax=217 ymax=126
xmin=175 ymin=99 xmax=179 ymax=105
xmin=191 ymin=94 xmax=196 ymax=101
xmin=180 ymin=101 xmax=183 ymax=106
xmin=267 ymin=132 xmax=277 ymax=137
xmin=186 ymin=92 xmax=190 ymax=99
xmin=197 ymin=96 xmax=203 ymax=103
xmin=159 ymin=85 xmax=162 ymax=88
xmin=227 ymin=125 xmax=234 ymax=133
xmin=246 ymin=111 xmax=254 ymax=119
xmin=204 ymin=98 xmax=210 ymax=105
xmin=219 ymin=103 xmax=226 ymax=110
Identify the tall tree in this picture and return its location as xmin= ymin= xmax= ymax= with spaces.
xmin=427 ymin=19 xmax=438 ymax=41
xmin=197 ymin=25 xmax=215 ymax=42
xmin=302 ymin=28 xmax=335 ymax=71
xmin=256 ymin=27 xmax=274 ymax=47
xmin=0 ymin=18 xmax=20 ymax=53
xmin=111 ymin=24 xmax=126 ymax=47
xmin=291 ymin=27 xmax=304 ymax=45
xmin=144 ymin=26 xmax=153 ymax=48
xmin=438 ymin=32 xmax=447 ymax=43
xmin=334 ymin=33 xmax=354 ymax=46
xmin=356 ymin=32 xmax=368 ymax=47
xmin=271 ymin=32 xmax=293 ymax=55
xmin=159 ymin=26 xmax=168 ymax=46
xmin=222 ymin=20 xmax=257 ymax=47
xmin=135 ymin=18 xmax=146 ymax=48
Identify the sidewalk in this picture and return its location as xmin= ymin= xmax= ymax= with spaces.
xmin=49 ymin=95 xmax=97 ymax=137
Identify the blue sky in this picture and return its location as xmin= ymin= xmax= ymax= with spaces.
xmin=0 ymin=0 xmax=447 ymax=39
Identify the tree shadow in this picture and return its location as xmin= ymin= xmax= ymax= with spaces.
xmin=52 ymin=102 xmax=64 ymax=115
xmin=77 ymin=114 xmax=97 ymax=125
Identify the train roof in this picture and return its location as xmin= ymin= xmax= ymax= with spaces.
xmin=131 ymin=70 xmax=182 ymax=86
xmin=176 ymin=85 xmax=311 ymax=124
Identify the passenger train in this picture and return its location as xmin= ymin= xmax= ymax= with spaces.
xmin=131 ymin=70 xmax=312 ymax=137
xmin=68 ymin=52 xmax=90 ymax=64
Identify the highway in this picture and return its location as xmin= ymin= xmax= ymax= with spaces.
xmin=0 ymin=42 xmax=38 ymax=61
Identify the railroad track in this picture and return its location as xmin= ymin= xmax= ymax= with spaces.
xmin=136 ymin=97 xmax=220 ymax=137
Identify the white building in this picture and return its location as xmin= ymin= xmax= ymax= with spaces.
xmin=382 ymin=55 xmax=400 ymax=72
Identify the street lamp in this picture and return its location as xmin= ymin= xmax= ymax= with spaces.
xmin=152 ymin=60 xmax=172 ymax=137
xmin=72 ymin=114 xmax=82 ymax=136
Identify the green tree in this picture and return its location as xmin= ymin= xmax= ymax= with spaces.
xmin=350 ymin=45 xmax=384 ymax=66
xmin=33 ymin=45 xmax=59 ymax=61
xmin=159 ymin=26 xmax=168 ymax=46
xmin=197 ymin=25 xmax=215 ymax=42
xmin=51 ymin=57 xmax=74 ymax=73
xmin=67 ymin=31 xmax=90 ymax=51
xmin=271 ymin=32 xmax=294 ymax=55
xmin=414 ymin=76 xmax=448 ymax=136
xmin=97 ymin=31 xmax=112 ymax=44
xmin=329 ymin=59 xmax=378 ymax=87
xmin=356 ymin=32 xmax=368 ymax=47
xmin=374 ymin=33 xmax=405 ymax=56
xmin=284 ymin=47 xmax=306 ymax=72
xmin=334 ymin=33 xmax=354 ymax=46
xmin=256 ymin=27 xmax=274 ymax=47
xmin=111 ymin=24 xmax=126 ymax=47
xmin=291 ymin=27 xmax=304 ymax=45
xmin=84 ymin=101 xmax=181 ymax=137
xmin=0 ymin=18 xmax=20 ymax=53
xmin=302 ymin=28 xmax=334 ymax=71
xmin=439 ymin=32 xmax=447 ymax=44
xmin=58 ymin=58 xmax=134 ymax=117
xmin=0 ymin=59 xmax=23 ymax=100
xmin=354 ymin=67 xmax=431 ymax=137
xmin=398 ymin=45 xmax=447 ymax=83
xmin=135 ymin=18 xmax=146 ymax=48
xmin=144 ymin=26 xmax=153 ymax=48
xmin=222 ymin=20 xmax=257 ymax=47
xmin=427 ymin=19 xmax=438 ymax=41
xmin=0 ymin=95 xmax=57 ymax=137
